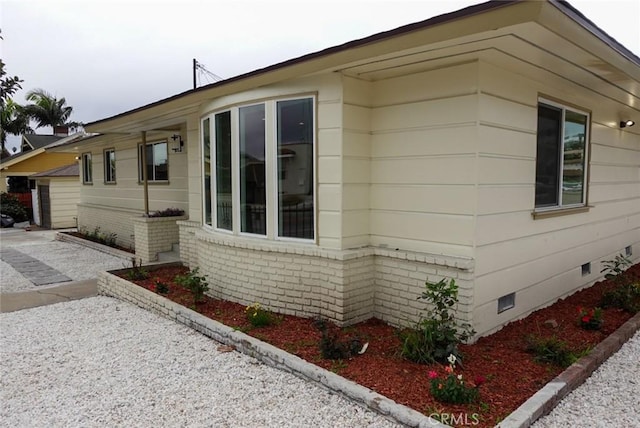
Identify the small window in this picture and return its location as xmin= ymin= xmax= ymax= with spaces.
xmin=104 ymin=149 xmax=116 ymax=183
xmin=81 ymin=152 xmax=92 ymax=184
xmin=498 ymin=293 xmax=515 ymax=314
xmin=138 ymin=141 xmax=168 ymax=182
xmin=535 ymin=100 xmax=589 ymax=210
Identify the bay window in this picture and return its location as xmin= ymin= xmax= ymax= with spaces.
xmin=203 ymin=96 xmax=315 ymax=241
xmin=535 ymin=100 xmax=589 ymax=210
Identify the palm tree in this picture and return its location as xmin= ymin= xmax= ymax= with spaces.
xmin=1 ymin=99 xmax=32 ymax=158
xmin=23 ymin=88 xmax=78 ymax=132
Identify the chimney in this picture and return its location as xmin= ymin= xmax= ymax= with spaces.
xmin=53 ymin=125 xmax=69 ymax=136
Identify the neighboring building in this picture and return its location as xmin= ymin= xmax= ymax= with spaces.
xmin=30 ymin=163 xmax=80 ymax=229
xmin=0 ymin=133 xmax=83 ymax=193
xmin=61 ymin=0 xmax=639 ymax=338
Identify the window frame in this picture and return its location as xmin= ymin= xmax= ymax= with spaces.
xmin=103 ymin=148 xmax=116 ymax=184
xmin=203 ymin=94 xmax=316 ymax=243
xmin=81 ymin=152 xmax=92 ymax=185
xmin=138 ymin=140 xmax=169 ymax=183
xmin=534 ymin=98 xmax=590 ymax=214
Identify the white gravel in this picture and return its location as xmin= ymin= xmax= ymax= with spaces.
xmin=533 ymin=330 xmax=640 ymax=427
xmin=0 ymin=230 xmax=127 ymax=293
xmin=0 ymin=297 xmax=401 ymax=428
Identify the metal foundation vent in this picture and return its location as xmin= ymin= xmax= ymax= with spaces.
xmin=498 ymin=292 xmax=515 ymax=314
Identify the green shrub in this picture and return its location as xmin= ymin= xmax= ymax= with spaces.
xmin=399 ymin=278 xmax=474 ymax=364
xmin=313 ymin=318 xmax=363 ymax=360
xmin=428 ymin=355 xmax=485 ymax=404
xmin=175 ymin=267 xmax=209 ymax=305
xmin=0 ymin=192 xmax=28 ymax=222
xmin=147 ymin=208 xmax=185 ymax=217
xmin=525 ymin=335 xmax=579 ymax=368
xmin=600 ymin=254 xmax=640 ymax=313
xmin=245 ymin=302 xmax=273 ymax=327
xmin=125 ymin=258 xmax=149 ymax=281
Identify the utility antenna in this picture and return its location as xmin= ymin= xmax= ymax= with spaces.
xmin=193 ymin=58 xmax=224 ymax=89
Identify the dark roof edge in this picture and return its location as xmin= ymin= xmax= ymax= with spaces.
xmin=552 ymin=0 xmax=640 ymax=65
xmin=85 ymin=0 xmax=512 ymax=128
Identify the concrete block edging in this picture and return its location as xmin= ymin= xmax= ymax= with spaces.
xmin=98 ymin=270 xmax=448 ymax=428
xmin=498 ymin=311 xmax=640 ymax=427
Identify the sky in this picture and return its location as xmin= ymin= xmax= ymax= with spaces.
xmin=1 ymin=0 xmax=639 ymax=151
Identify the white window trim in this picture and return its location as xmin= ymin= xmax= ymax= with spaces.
xmin=104 ymin=148 xmax=116 ymax=184
xmin=535 ymin=98 xmax=590 ymax=213
xmin=81 ymin=152 xmax=92 ymax=185
xmin=138 ymin=140 xmax=169 ymax=183
xmin=203 ymin=95 xmax=316 ymax=243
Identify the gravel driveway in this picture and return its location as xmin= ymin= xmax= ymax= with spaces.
xmin=0 ymin=297 xmax=400 ymax=428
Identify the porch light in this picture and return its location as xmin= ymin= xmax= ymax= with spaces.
xmin=171 ymin=134 xmax=184 ymax=152
xmin=619 ymin=120 xmax=635 ymax=128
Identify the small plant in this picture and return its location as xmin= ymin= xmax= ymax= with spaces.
xmin=525 ymin=335 xmax=579 ymax=368
xmin=175 ymin=267 xmax=209 ymax=305
xmin=125 ymin=258 xmax=149 ymax=280
xmin=245 ymin=302 xmax=273 ymax=327
xmin=400 ymin=278 xmax=474 ymax=364
xmin=313 ymin=318 xmax=364 ymax=360
xmin=147 ymin=208 xmax=185 ymax=218
xmin=601 ymin=254 xmax=632 ymax=286
xmin=155 ymin=279 xmax=169 ymax=294
xmin=577 ymin=306 xmax=603 ymax=330
xmin=600 ymin=254 xmax=640 ymax=313
xmin=428 ymin=354 xmax=484 ymax=404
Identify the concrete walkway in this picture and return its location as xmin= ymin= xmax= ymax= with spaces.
xmin=0 ymin=279 xmax=97 ymax=313
xmin=0 ymin=247 xmax=72 ymax=286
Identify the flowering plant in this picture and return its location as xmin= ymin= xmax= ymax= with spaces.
xmin=428 ymin=354 xmax=484 ymax=404
xmin=577 ymin=306 xmax=603 ymax=330
xmin=154 ymin=278 xmax=169 ymax=294
xmin=245 ymin=302 xmax=273 ymax=327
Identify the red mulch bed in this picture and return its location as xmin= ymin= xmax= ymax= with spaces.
xmin=117 ymin=264 xmax=640 ymax=427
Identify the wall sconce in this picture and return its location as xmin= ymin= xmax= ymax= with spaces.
xmin=171 ymin=134 xmax=184 ymax=152
xmin=74 ymin=156 xmax=81 ymax=160
xmin=620 ymin=120 xmax=635 ymax=128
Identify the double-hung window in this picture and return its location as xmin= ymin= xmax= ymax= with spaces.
xmin=104 ymin=149 xmax=116 ymax=184
xmin=138 ymin=141 xmax=168 ymax=182
xmin=535 ymin=100 xmax=589 ymax=210
xmin=81 ymin=152 xmax=92 ymax=184
xmin=202 ymin=96 xmax=315 ymax=241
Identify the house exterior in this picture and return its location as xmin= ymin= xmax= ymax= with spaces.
xmin=0 ymin=134 xmax=76 ymax=193
xmin=30 ymin=164 xmax=80 ymax=229
xmin=66 ymin=0 xmax=639 ymax=338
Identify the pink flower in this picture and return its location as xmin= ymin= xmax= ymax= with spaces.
xmin=444 ymin=365 xmax=453 ymax=374
xmin=428 ymin=370 xmax=438 ymax=379
xmin=582 ymin=316 xmax=591 ymax=323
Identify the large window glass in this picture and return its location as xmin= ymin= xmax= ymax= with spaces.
xmin=104 ymin=149 xmax=116 ymax=184
xmin=138 ymin=141 xmax=168 ymax=182
xmin=239 ymin=104 xmax=266 ymax=235
xmin=203 ymin=118 xmax=212 ymax=226
xmin=277 ymin=98 xmax=314 ymax=239
xmin=215 ymin=111 xmax=232 ymax=230
xmin=202 ymin=96 xmax=315 ymax=241
xmin=535 ymin=101 xmax=588 ymax=209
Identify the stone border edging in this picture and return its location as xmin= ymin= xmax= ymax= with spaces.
xmin=97 ymin=270 xmax=449 ymax=428
xmin=498 ymin=310 xmax=640 ymax=427
xmin=56 ymin=232 xmax=136 ymax=260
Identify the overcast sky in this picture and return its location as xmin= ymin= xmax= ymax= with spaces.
xmin=1 ymin=0 xmax=639 ymax=150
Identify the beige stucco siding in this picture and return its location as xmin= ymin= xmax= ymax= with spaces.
xmin=473 ymin=61 xmax=640 ymax=335
xmin=368 ymin=62 xmax=479 ymax=257
xmin=49 ymin=178 xmax=80 ymax=229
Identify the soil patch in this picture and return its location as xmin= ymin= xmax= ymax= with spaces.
xmin=117 ymin=264 xmax=640 ymax=427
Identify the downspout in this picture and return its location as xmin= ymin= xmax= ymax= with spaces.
xmin=141 ymin=131 xmax=149 ymax=215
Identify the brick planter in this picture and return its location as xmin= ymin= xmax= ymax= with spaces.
xmin=132 ymin=215 xmax=187 ymax=263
